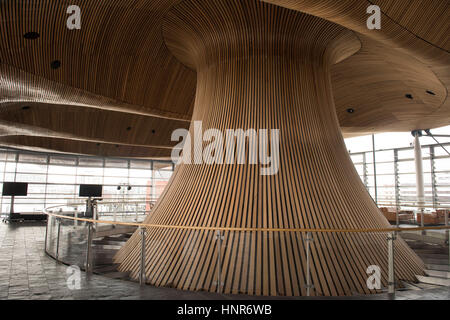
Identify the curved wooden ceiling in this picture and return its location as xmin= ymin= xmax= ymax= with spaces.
xmin=0 ymin=0 xmax=448 ymax=157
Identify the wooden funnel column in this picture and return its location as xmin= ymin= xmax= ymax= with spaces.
xmin=115 ymin=0 xmax=424 ymax=296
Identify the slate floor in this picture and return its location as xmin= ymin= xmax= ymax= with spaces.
xmin=0 ymin=221 xmax=448 ymax=300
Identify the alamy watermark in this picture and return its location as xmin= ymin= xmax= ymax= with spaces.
xmin=367 ymin=5 xmax=381 ymax=30
xmin=171 ymin=121 xmax=280 ymax=176
xmin=366 ymin=265 xmax=381 ymax=290
xmin=65 ymin=5 xmax=380 ymax=31
xmin=66 ymin=265 xmax=81 ymax=290
xmin=66 ymin=5 xmax=81 ymax=30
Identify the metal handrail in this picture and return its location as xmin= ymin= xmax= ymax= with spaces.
xmin=377 ymin=202 xmax=450 ymax=209
xmin=43 ymin=211 xmax=450 ymax=234
xmin=43 ymin=201 xmax=450 ymax=297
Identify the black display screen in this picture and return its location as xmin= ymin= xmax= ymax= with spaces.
xmin=2 ymin=182 xmax=28 ymax=196
xmin=79 ymin=184 xmax=103 ymax=197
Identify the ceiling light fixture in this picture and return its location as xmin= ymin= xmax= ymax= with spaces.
xmin=23 ymin=32 xmax=40 ymax=40
xmin=50 ymin=60 xmax=61 ymax=69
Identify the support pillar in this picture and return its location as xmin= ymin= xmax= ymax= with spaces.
xmin=116 ymin=0 xmax=424 ymax=296
xmin=372 ymin=134 xmax=378 ymax=204
xmin=413 ymin=130 xmax=425 ymax=232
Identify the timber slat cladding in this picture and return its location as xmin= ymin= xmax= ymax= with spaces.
xmin=0 ymin=0 xmax=448 ymax=156
xmin=115 ymin=0 xmax=425 ymax=296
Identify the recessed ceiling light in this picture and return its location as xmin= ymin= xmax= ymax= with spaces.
xmin=346 ymin=108 xmax=355 ymax=114
xmin=22 ymin=106 xmax=30 ymax=110
xmin=50 ymin=60 xmax=61 ymax=69
xmin=405 ymin=94 xmax=413 ymax=99
xmin=23 ymin=32 xmax=40 ymax=40
xmin=426 ymin=90 xmax=435 ymax=95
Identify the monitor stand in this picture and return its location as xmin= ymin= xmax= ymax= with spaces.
xmin=2 ymin=196 xmax=21 ymax=223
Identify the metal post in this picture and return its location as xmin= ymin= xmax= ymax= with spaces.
xmin=9 ymin=195 xmax=15 ymax=221
xmin=135 ymin=203 xmax=138 ymax=222
xmin=362 ymin=152 xmax=368 ymax=188
xmin=44 ymin=216 xmax=49 ymax=253
xmin=216 ymin=230 xmax=223 ymax=294
xmin=395 ymin=207 xmax=399 ymax=228
xmin=430 ymin=146 xmax=438 ymax=209
xmin=151 ymin=161 xmax=155 ymax=203
xmin=413 ymin=131 xmax=425 ymax=234
xmin=393 ymin=149 xmax=400 ymax=210
xmin=74 ymin=210 xmax=78 ymax=227
xmin=55 ymin=218 xmax=61 ymax=261
xmin=445 ymin=210 xmax=449 ymax=253
xmin=372 ymin=134 xmax=378 ymax=204
xmin=139 ymin=227 xmax=146 ymax=285
xmin=387 ymin=232 xmax=396 ymax=296
xmin=306 ymin=232 xmax=313 ymax=296
xmin=85 ymin=222 xmax=93 ymax=274
xmin=93 ymin=200 xmax=98 ymax=229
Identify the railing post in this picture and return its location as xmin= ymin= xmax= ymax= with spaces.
xmin=305 ymin=232 xmax=313 ymax=297
xmin=387 ymin=231 xmax=396 ymax=296
xmin=395 ymin=207 xmax=399 ymax=228
xmin=445 ymin=210 xmax=449 ymax=246
xmin=74 ymin=210 xmax=78 ymax=227
xmin=55 ymin=217 xmax=61 ymax=261
xmin=93 ymin=201 xmax=98 ymax=229
xmin=446 ymin=211 xmax=450 ymax=268
xmin=139 ymin=226 xmax=146 ymax=285
xmin=44 ymin=216 xmax=49 ymax=253
xmin=216 ymin=229 xmax=224 ymax=294
xmin=85 ymin=222 xmax=93 ymax=274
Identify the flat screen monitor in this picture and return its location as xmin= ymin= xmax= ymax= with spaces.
xmin=79 ymin=184 xmax=102 ymax=197
xmin=2 ymin=182 xmax=28 ymax=196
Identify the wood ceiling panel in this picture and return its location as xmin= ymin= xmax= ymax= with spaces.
xmin=0 ymin=0 xmax=196 ymax=115
xmin=372 ymin=0 xmax=449 ymax=49
xmin=0 ymin=102 xmax=188 ymax=148
xmin=0 ymin=0 xmax=448 ymax=157
xmin=334 ymin=36 xmax=448 ymax=134
xmin=0 ymin=135 xmax=172 ymax=158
